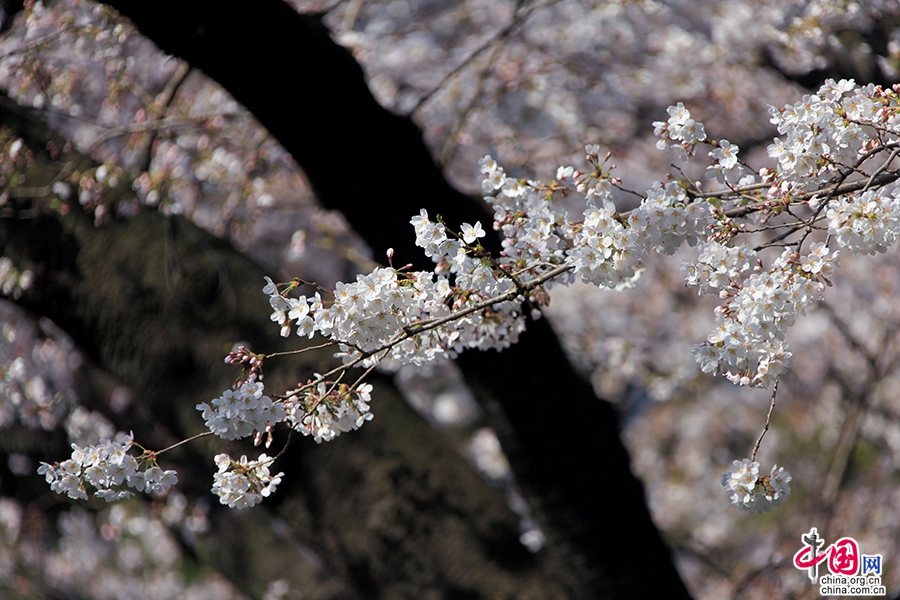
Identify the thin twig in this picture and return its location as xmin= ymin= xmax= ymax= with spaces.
xmin=265 ymin=340 xmax=337 ymax=359
xmin=409 ymin=0 xmax=551 ymax=117
xmin=750 ymin=380 xmax=778 ymax=462
xmin=350 ymin=348 xmax=388 ymax=390
xmin=155 ymin=431 xmax=213 ymax=455
xmin=0 ymin=25 xmax=76 ymax=61
xmin=88 ymin=113 xmax=234 ymax=152
xmin=863 ymin=147 xmax=900 ymax=191
xmin=437 ymin=41 xmax=505 ymax=166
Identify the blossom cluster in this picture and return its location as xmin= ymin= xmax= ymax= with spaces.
xmin=283 ymin=381 xmax=374 ymax=444
xmin=0 ymin=256 xmax=34 ymax=300
xmin=481 ymin=154 xmax=572 ymax=276
xmin=211 ymin=453 xmax=283 ymax=509
xmin=705 ymin=140 xmax=746 ymax=185
xmin=264 ymin=238 xmax=527 ymax=371
xmin=687 ymin=242 xmax=840 ymax=387
xmin=264 ymin=276 xmax=315 ymax=339
xmin=662 ymin=80 xmax=900 ymax=387
xmin=1 ymin=350 xmax=75 ymax=432
xmin=653 ymin=101 xmax=707 ymax=157
xmin=196 ymin=380 xmax=286 ymax=441
xmin=653 ymin=104 xmax=748 ymax=188
xmin=564 ymin=192 xmax=642 ymax=289
xmin=826 ymin=186 xmax=900 ymax=255
xmin=37 ymin=433 xmax=177 ymax=502
xmin=482 ymin=154 xmax=714 ymax=290
xmin=767 ymin=79 xmax=875 ymax=187
xmin=721 ymin=459 xmax=792 ymax=513
xmin=627 ymin=182 xmax=712 ymax=255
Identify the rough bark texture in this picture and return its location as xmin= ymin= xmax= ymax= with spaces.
xmin=2 ymin=0 xmax=692 ymax=596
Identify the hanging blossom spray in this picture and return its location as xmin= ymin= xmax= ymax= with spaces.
xmin=39 ymin=79 xmax=900 ymax=511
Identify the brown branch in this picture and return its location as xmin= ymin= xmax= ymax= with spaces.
xmin=750 ymin=380 xmax=778 ymax=462
xmin=409 ymin=0 xmax=550 ymax=117
xmin=134 ymin=60 xmax=193 ymax=170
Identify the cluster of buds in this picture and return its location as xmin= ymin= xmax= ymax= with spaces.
xmin=224 ymin=345 xmax=266 ymax=383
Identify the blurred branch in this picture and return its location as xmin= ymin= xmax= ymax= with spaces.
xmin=437 ymin=40 xmax=504 ymax=167
xmin=135 ymin=60 xmax=193 ymax=171
xmin=0 ymin=23 xmax=74 ymax=57
xmin=818 ymin=374 xmax=869 ymax=532
xmin=87 ymin=113 xmax=233 ymax=152
xmin=816 ymin=300 xmax=888 ymax=530
xmin=409 ymin=0 xmax=553 ymax=117
xmin=820 ymin=301 xmax=878 ymax=375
